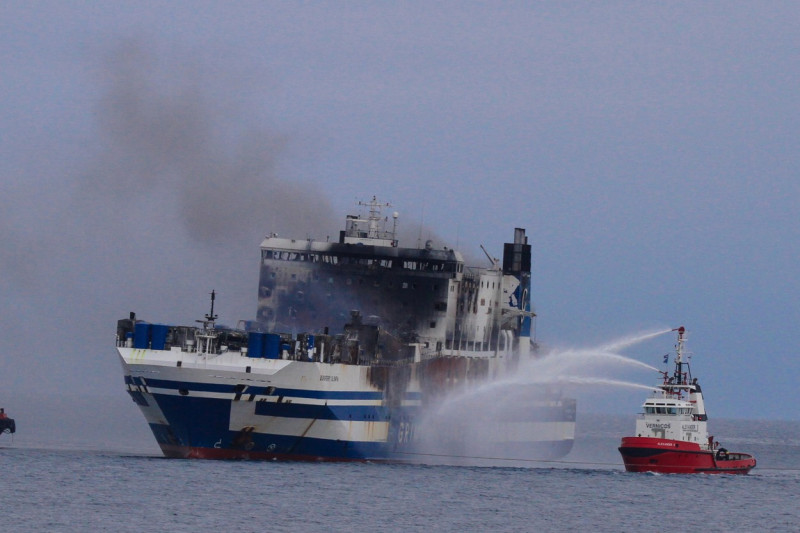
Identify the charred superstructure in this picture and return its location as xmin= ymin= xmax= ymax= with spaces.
xmin=116 ymin=198 xmax=575 ymax=462
xmin=257 ymin=198 xmax=534 ymax=359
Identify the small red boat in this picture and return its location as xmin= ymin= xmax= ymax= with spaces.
xmin=618 ymin=327 xmax=756 ymax=474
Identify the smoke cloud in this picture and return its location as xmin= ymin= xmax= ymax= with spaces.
xmin=84 ymin=39 xmax=339 ymax=246
xmin=0 ymin=39 xmax=344 ymax=399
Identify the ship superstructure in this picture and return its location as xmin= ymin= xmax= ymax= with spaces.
xmin=256 ymin=197 xmax=533 ymax=359
xmin=116 ymin=198 xmax=576 ymax=462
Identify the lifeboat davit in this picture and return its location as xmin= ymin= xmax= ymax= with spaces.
xmin=618 ymin=327 xmax=756 ymax=474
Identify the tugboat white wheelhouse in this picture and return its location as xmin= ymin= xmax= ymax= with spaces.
xmin=116 ymin=198 xmax=576 ymax=462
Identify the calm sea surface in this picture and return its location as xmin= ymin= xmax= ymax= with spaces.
xmin=2 ymin=414 xmax=799 ymax=532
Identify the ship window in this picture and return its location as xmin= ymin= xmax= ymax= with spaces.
xmin=430 ymin=321 xmax=436 ymax=329
xmin=402 ymin=282 xmax=408 ymax=289
xmin=667 ymin=407 xmax=677 ymax=415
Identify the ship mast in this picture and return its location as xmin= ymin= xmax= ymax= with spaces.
xmin=671 ymin=326 xmax=690 ymax=385
xmin=195 ymin=290 xmax=219 ymax=355
xmin=197 ymin=289 xmax=218 ymax=330
xmin=358 ymin=195 xmax=392 ymax=240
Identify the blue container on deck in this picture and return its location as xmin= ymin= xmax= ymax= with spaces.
xmin=133 ymin=322 xmax=151 ymax=349
xmin=150 ymin=324 xmax=169 ymax=350
xmin=265 ymin=334 xmax=281 ymax=359
xmin=247 ymin=332 xmax=264 ymax=358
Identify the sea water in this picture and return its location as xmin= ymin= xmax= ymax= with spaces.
xmin=2 ymin=414 xmax=798 ymax=533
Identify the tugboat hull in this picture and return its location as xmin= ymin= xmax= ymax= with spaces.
xmin=0 ymin=418 xmax=14 ymax=435
xmin=619 ymin=437 xmax=756 ymax=474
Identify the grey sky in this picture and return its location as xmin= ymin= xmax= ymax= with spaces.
xmin=1 ymin=2 xmax=798 ymax=426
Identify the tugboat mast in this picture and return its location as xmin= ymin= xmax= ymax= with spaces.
xmin=671 ymin=326 xmax=691 ymax=386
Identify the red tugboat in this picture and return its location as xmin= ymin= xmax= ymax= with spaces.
xmin=619 ymin=327 xmax=756 ymax=474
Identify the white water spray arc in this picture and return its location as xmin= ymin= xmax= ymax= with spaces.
xmin=410 ymin=327 xmax=673 ymax=465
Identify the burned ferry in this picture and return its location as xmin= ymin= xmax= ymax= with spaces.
xmin=116 ymin=198 xmax=576 ymax=462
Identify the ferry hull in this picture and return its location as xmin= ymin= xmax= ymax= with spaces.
xmin=619 ymin=437 xmax=756 ymax=474
xmin=121 ymin=350 xmax=576 ymax=464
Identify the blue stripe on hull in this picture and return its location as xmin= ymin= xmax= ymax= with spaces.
xmin=126 ymin=374 xmax=411 ymax=401
xmin=254 ymin=401 xmax=392 ymax=420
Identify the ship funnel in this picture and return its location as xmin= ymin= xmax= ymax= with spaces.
xmin=691 ymin=386 xmax=708 ymax=421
